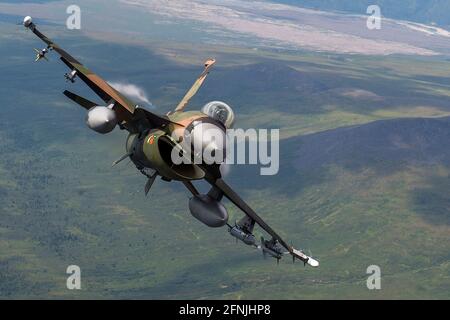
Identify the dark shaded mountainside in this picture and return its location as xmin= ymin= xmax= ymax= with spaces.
xmin=200 ymin=61 xmax=450 ymax=118
xmin=232 ymin=116 xmax=450 ymax=225
xmin=198 ymin=62 xmax=332 ymax=114
xmin=221 ymin=116 xmax=449 ymax=299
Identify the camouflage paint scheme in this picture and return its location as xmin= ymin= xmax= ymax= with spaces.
xmin=23 ymin=18 xmax=318 ymax=267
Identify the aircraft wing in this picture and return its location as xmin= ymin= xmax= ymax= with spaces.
xmin=206 ymin=177 xmax=319 ymax=267
xmin=24 ymin=18 xmax=174 ymax=131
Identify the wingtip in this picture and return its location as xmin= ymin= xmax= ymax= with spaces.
xmin=23 ymin=16 xmax=33 ymax=28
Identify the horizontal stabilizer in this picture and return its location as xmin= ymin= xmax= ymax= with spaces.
xmin=63 ymin=90 xmax=98 ymax=110
xmin=112 ymin=152 xmax=132 ymax=167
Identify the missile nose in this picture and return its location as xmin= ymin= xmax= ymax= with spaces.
xmin=23 ymin=16 xmax=33 ymax=28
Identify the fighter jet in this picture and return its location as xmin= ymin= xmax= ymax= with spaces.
xmin=22 ymin=16 xmax=319 ymax=267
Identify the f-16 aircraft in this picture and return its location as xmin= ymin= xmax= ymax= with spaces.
xmin=22 ymin=16 xmax=319 ymax=267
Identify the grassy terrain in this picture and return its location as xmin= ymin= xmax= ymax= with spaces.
xmin=0 ymin=22 xmax=449 ymax=299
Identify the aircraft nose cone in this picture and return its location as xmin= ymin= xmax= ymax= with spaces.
xmin=189 ymin=122 xmax=226 ymax=164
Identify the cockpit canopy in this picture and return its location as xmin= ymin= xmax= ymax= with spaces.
xmin=201 ymin=101 xmax=235 ymax=129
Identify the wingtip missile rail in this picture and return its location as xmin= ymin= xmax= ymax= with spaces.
xmin=228 ymin=224 xmax=257 ymax=246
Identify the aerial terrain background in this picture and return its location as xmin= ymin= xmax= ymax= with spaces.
xmin=0 ymin=0 xmax=449 ymax=299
